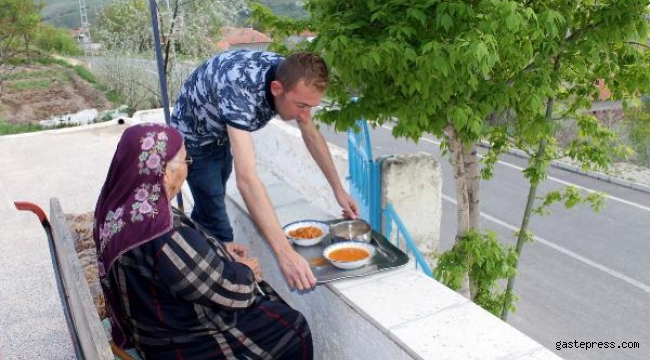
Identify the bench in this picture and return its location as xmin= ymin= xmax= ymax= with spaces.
xmin=15 ymin=198 xmax=140 ymax=360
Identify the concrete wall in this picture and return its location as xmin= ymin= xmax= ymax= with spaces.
xmin=250 ymin=119 xmax=349 ymax=218
xmin=381 ymin=152 xmax=442 ymax=263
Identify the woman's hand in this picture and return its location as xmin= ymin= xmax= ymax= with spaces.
xmin=224 ymin=242 xmax=248 ymax=259
xmin=239 ymin=257 xmax=262 ymax=282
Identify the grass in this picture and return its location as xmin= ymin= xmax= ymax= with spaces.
xmin=74 ymin=65 xmax=97 ymax=84
xmin=8 ymin=79 xmax=53 ymax=91
xmin=0 ymin=120 xmax=43 ymax=135
xmin=2 ymin=67 xmax=71 ymax=92
xmin=4 ymin=70 xmax=55 ymax=80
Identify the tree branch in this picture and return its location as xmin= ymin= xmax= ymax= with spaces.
xmin=624 ymin=41 xmax=650 ymax=49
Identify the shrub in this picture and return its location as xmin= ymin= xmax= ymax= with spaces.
xmin=35 ymin=24 xmax=83 ymax=56
xmin=624 ymin=97 xmax=650 ymax=167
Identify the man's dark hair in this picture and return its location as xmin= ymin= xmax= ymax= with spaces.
xmin=275 ymin=52 xmax=329 ymax=92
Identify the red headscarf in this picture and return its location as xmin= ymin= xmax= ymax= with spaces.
xmin=93 ymin=122 xmax=183 ymax=346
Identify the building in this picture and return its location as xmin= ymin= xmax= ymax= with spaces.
xmin=216 ymin=26 xmax=273 ymax=52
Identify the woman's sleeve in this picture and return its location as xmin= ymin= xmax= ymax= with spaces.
xmin=155 ymin=226 xmax=258 ymax=310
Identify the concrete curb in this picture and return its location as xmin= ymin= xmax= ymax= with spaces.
xmin=485 ymin=143 xmax=650 ymax=195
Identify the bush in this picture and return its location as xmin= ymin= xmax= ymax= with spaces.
xmin=624 ymin=97 xmax=650 ymax=167
xmin=35 ymin=24 xmax=83 ymax=56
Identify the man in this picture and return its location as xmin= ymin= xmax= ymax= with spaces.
xmin=170 ymin=50 xmax=359 ymax=291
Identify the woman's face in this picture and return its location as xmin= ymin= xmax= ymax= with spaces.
xmin=164 ymin=145 xmax=188 ymax=198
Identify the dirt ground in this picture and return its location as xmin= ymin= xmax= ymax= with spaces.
xmin=0 ymin=63 xmax=113 ymax=124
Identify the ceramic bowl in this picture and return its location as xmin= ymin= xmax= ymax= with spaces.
xmin=283 ymin=220 xmax=329 ymax=247
xmin=323 ymin=241 xmax=376 ymax=270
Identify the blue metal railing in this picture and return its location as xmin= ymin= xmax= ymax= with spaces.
xmin=383 ymin=204 xmax=433 ymax=276
xmin=347 ymin=119 xmax=382 ymax=230
xmin=347 ymin=119 xmax=432 ymax=276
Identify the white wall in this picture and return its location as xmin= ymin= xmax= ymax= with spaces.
xmin=250 ymin=119 xmax=349 ymax=218
xmin=381 ymin=152 xmax=442 ymax=266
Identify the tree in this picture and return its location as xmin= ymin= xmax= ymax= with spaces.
xmin=35 ymin=24 xmax=83 ymax=56
xmin=95 ymin=0 xmax=152 ymax=53
xmin=0 ymin=0 xmax=42 ymax=66
xmin=251 ymin=0 xmax=650 ymax=315
xmin=93 ymin=0 xmax=248 ymax=111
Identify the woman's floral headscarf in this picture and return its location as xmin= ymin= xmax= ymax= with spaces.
xmin=93 ymin=122 xmax=183 ymax=346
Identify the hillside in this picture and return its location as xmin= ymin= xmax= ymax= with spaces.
xmin=41 ymin=0 xmax=109 ymax=29
xmin=0 ymin=60 xmax=113 ymax=124
xmin=41 ymin=0 xmax=307 ymax=29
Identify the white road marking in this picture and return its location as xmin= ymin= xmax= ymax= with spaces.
xmin=380 ymin=124 xmax=650 ymax=212
xmin=442 ymin=194 xmax=650 ymax=294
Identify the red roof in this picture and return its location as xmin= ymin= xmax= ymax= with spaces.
xmin=220 ymin=27 xmax=272 ymax=45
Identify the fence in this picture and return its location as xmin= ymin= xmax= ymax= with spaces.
xmin=347 ymin=119 xmax=432 ymax=276
xmin=383 ymin=205 xmax=433 ymax=276
xmin=347 ymin=120 xmax=382 ymax=230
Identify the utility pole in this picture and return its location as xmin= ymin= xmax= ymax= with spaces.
xmin=78 ymin=0 xmax=93 ymax=59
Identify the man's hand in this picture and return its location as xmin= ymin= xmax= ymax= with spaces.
xmin=224 ymin=242 xmax=248 ymax=259
xmin=335 ymin=188 xmax=360 ymax=219
xmin=278 ymin=248 xmax=317 ymax=291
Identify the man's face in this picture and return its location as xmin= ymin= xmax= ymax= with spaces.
xmin=271 ymin=79 xmax=324 ymax=122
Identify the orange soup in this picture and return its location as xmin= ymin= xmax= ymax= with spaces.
xmin=289 ymin=226 xmax=324 ymax=239
xmin=328 ymin=247 xmax=369 ymax=262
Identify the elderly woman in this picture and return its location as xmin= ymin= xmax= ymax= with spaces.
xmin=93 ymin=123 xmax=313 ymax=359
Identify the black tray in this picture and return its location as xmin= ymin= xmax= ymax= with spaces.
xmin=292 ymin=222 xmax=409 ymax=284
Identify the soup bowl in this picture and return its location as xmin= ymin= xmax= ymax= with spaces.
xmin=323 ymin=241 xmax=376 ymax=270
xmin=283 ymin=220 xmax=329 ymax=247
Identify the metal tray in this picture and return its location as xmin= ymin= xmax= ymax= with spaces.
xmin=292 ymin=222 xmax=409 ymax=284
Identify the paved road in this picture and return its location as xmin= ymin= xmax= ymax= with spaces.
xmin=312 ymin=121 xmax=649 ymax=360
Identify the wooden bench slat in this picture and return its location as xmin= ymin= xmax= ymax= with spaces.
xmin=50 ymin=198 xmax=114 ymax=360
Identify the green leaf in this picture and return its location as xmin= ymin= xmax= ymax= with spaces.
xmin=475 ymin=42 xmax=489 ymax=61
xmin=441 ymin=13 xmax=453 ymax=32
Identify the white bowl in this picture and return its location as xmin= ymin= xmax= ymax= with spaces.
xmin=323 ymin=241 xmax=376 ymax=270
xmin=283 ymin=220 xmax=329 ymax=247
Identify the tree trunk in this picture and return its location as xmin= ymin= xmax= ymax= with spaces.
xmin=501 ymin=97 xmax=555 ymax=320
xmin=23 ymin=35 xmax=29 ymax=60
xmin=502 ymin=55 xmax=562 ymax=320
xmin=446 ymin=125 xmax=471 ymax=298
xmin=465 ymin=144 xmax=481 ymax=229
xmin=464 ymin=143 xmax=481 ymax=299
